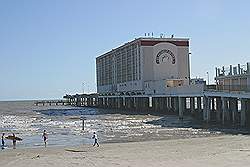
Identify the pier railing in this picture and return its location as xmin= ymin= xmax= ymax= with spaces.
xmin=205 ymin=84 xmax=250 ymax=93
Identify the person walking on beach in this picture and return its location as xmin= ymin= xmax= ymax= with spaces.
xmin=1 ymin=133 xmax=5 ymax=150
xmin=42 ymin=130 xmax=48 ymax=147
xmin=92 ymin=132 xmax=99 ymax=147
xmin=12 ymin=133 xmax=16 ymax=149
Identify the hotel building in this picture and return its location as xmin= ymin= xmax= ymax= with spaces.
xmin=96 ymin=37 xmax=191 ymax=95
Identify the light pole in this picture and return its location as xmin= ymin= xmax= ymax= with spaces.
xmin=206 ymin=72 xmax=209 ymax=85
xmin=188 ymin=52 xmax=192 ymax=84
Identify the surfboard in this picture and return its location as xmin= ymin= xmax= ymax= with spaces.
xmin=5 ymin=136 xmax=22 ymax=141
xmin=1 ymin=146 xmax=7 ymax=149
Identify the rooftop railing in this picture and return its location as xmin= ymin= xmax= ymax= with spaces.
xmin=215 ymin=62 xmax=250 ymax=77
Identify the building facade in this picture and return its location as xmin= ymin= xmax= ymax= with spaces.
xmin=215 ymin=62 xmax=250 ymax=92
xmin=96 ymin=37 xmax=190 ymax=95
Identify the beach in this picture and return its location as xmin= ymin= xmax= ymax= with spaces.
xmin=0 ymin=101 xmax=223 ymax=148
xmin=1 ymin=101 xmax=250 ymax=166
xmin=1 ymin=135 xmax=250 ymax=167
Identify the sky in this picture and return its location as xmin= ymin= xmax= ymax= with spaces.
xmin=0 ymin=0 xmax=250 ymax=101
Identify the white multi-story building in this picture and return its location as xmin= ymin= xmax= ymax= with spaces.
xmin=96 ymin=37 xmax=191 ymax=95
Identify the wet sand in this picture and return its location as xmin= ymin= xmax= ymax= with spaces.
xmin=1 ymin=135 xmax=250 ymax=167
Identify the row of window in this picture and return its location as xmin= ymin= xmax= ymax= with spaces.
xmin=96 ymin=43 xmax=141 ymax=86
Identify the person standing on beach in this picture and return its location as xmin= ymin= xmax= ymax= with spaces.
xmin=42 ymin=130 xmax=48 ymax=147
xmin=92 ymin=132 xmax=99 ymax=147
xmin=1 ymin=133 xmax=5 ymax=149
xmin=12 ymin=133 xmax=16 ymax=149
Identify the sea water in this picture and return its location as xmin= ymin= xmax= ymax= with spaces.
xmin=0 ymin=101 xmax=222 ymax=149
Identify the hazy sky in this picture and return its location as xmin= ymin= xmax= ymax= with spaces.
xmin=0 ymin=0 xmax=249 ymax=101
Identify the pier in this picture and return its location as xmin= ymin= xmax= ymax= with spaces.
xmin=63 ymin=87 xmax=250 ymax=127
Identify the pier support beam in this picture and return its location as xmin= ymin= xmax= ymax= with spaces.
xmin=211 ymin=98 xmax=215 ymax=111
xmin=178 ymin=97 xmax=184 ymax=119
xmin=197 ymin=97 xmax=202 ymax=113
xmin=135 ymin=97 xmax=143 ymax=110
xmin=222 ymin=97 xmax=230 ymax=125
xmin=248 ymin=100 xmax=250 ymax=127
xmin=203 ymin=96 xmax=211 ymax=122
xmin=125 ymin=97 xmax=133 ymax=109
xmin=106 ymin=98 xmax=110 ymax=108
xmin=190 ymin=97 xmax=195 ymax=115
xmin=103 ymin=98 xmax=106 ymax=107
xmin=211 ymin=97 xmax=216 ymax=120
xmin=76 ymin=96 xmax=81 ymax=107
xmin=241 ymin=98 xmax=247 ymax=127
xmin=85 ymin=98 xmax=88 ymax=106
xmin=216 ymin=97 xmax=222 ymax=122
xmin=207 ymin=97 xmax=211 ymax=122
xmin=229 ymin=98 xmax=238 ymax=124
xmin=117 ymin=98 xmax=121 ymax=109
xmin=154 ymin=97 xmax=160 ymax=111
xmin=139 ymin=97 xmax=143 ymax=110
xmin=203 ymin=97 xmax=207 ymax=121
xmin=133 ymin=97 xmax=136 ymax=109
xmin=222 ymin=97 xmax=226 ymax=124
xmin=162 ymin=97 xmax=167 ymax=112
xmin=184 ymin=98 xmax=187 ymax=112
xmin=121 ymin=97 xmax=125 ymax=109
xmin=174 ymin=97 xmax=179 ymax=113
xmin=159 ymin=97 xmax=164 ymax=111
xmin=171 ymin=97 xmax=175 ymax=112
xmin=143 ymin=97 xmax=149 ymax=111
xmin=107 ymin=98 xmax=110 ymax=108
xmin=134 ymin=97 xmax=138 ymax=110
xmin=167 ymin=97 xmax=171 ymax=111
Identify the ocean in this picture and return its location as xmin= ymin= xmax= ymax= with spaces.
xmin=0 ymin=101 xmax=222 ymax=149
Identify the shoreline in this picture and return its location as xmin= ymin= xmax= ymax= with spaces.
xmin=1 ymin=135 xmax=250 ymax=167
xmin=1 ymin=133 xmax=222 ymax=150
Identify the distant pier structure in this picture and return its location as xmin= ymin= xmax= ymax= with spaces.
xmin=65 ymin=37 xmax=250 ymax=127
xmin=34 ymin=100 xmax=69 ymax=106
xmin=63 ymin=94 xmax=99 ymax=106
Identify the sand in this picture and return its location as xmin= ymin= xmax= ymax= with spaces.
xmin=1 ymin=135 xmax=250 ymax=167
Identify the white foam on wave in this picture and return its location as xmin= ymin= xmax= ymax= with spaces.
xmin=0 ymin=115 xmax=39 ymax=134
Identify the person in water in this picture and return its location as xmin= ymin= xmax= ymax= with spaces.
xmin=42 ymin=130 xmax=48 ymax=147
xmin=92 ymin=132 xmax=99 ymax=147
xmin=1 ymin=133 xmax=5 ymax=149
xmin=12 ymin=133 xmax=16 ymax=149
